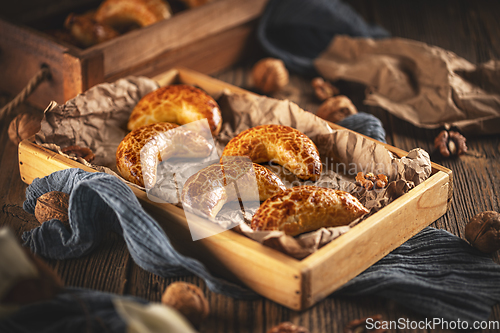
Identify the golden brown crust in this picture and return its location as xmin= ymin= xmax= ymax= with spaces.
xmin=127 ymin=84 xmax=222 ymax=136
xmin=116 ymin=122 xmax=212 ymax=186
xmin=251 ymin=185 xmax=369 ymax=236
xmin=95 ymin=0 xmax=172 ymax=29
xmin=221 ymin=125 xmax=322 ymax=180
xmin=181 ymin=159 xmax=286 ymax=219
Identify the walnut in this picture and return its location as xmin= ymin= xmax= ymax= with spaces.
xmin=252 ymin=58 xmax=289 ymax=94
xmin=465 ymin=211 xmax=500 ymax=253
xmin=344 ymin=315 xmax=386 ymax=333
xmin=311 ymin=77 xmax=339 ymax=101
xmin=434 ymin=130 xmax=467 ymax=157
xmin=61 ymin=145 xmax=95 ymax=162
xmin=8 ymin=111 xmax=43 ymax=145
xmin=161 ymin=282 xmax=209 ymax=329
xmin=35 ymin=191 xmax=70 ymax=229
xmin=267 ymin=321 xmax=310 ymax=333
xmin=316 ymin=95 xmax=358 ymax=123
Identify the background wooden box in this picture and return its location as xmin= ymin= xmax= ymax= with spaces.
xmin=17 ymin=68 xmax=453 ymax=311
xmin=0 ymin=0 xmax=268 ymax=109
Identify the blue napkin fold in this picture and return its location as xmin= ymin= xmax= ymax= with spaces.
xmin=257 ymin=0 xmax=390 ymax=75
xmin=336 ymin=228 xmax=500 ymax=324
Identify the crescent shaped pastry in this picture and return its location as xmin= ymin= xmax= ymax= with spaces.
xmin=64 ymin=12 xmax=120 ymax=48
xmin=221 ymin=125 xmax=322 ymax=181
xmin=95 ymin=0 xmax=172 ymax=29
xmin=181 ymin=159 xmax=286 ymax=219
xmin=251 ymin=185 xmax=369 ymax=236
xmin=116 ymin=122 xmax=213 ymax=187
xmin=127 ymin=85 xmax=222 ymax=136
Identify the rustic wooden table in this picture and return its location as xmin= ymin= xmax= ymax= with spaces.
xmin=1 ymin=0 xmax=500 ymax=332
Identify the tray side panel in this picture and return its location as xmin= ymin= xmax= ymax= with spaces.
xmin=300 ymin=171 xmax=451 ymax=308
xmin=87 ymin=0 xmax=268 ymax=78
xmin=105 ymin=21 xmax=257 ymax=82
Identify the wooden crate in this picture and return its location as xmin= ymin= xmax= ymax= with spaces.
xmin=0 ymin=0 xmax=268 ymax=109
xmin=18 ymin=67 xmax=453 ymax=311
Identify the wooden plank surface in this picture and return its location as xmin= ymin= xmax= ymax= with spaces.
xmin=1 ymin=0 xmax=500 ymax=332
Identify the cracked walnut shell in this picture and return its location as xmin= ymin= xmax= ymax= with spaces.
xmin=252 ymin=58 xmax=289 ymax=94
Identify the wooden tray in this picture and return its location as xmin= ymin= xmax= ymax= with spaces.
xmin=18 ymin=67 xmax=453 ymax=311
xmin=0 ymin=0 xmax=268 ymax=109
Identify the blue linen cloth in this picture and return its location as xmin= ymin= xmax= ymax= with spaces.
xmin=257 ymin=0 xmax=390 ymax=75
xmin=338 ymin=112 xmax=386 ymax=143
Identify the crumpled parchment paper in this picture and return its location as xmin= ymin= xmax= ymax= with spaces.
xmin=36 ymin=76 xmax=159 ymax=171
xmin=315 ymin=35 xmax=500 ymax=135
xmin=35 ymin=77 xmax=431 ymax=259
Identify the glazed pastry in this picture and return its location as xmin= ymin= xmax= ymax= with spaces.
xmin=181 ymin=159 xmax=286 ymax=219
xmin=116 ymin=122 xmax=213 ymax=187
xmin=127 ymin=85 xmax=222 ymax=136
xmin=64 ymin=11 xmax=120 ymax=48
xmin=221 ymin=124 xmax=322 ymax=181
xmin=95 ymin=0 xmax=172 ymax=30
xmin=251 ymin=185 xmax=369 ymax=236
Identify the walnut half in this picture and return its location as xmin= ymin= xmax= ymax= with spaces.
xmin=434 ymin=130 xmax=467 ymax=157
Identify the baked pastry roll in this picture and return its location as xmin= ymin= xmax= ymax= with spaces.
xmin=221 ymin=125 xmax=322 ymax=181
xmin=127 ymin=85 xmax=222 ymax=136
xmin=64 ymin=12 xmax=119 ymax=48
xmin=181 ymin=159 xmax=286 ymax=219
xmin=251 ymin=185 xmax=369 ymax=236
xmin=116 ymin=122 xmax=213 ymax=186
xmin=95 ymin=0 xmax=172 ymax=29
